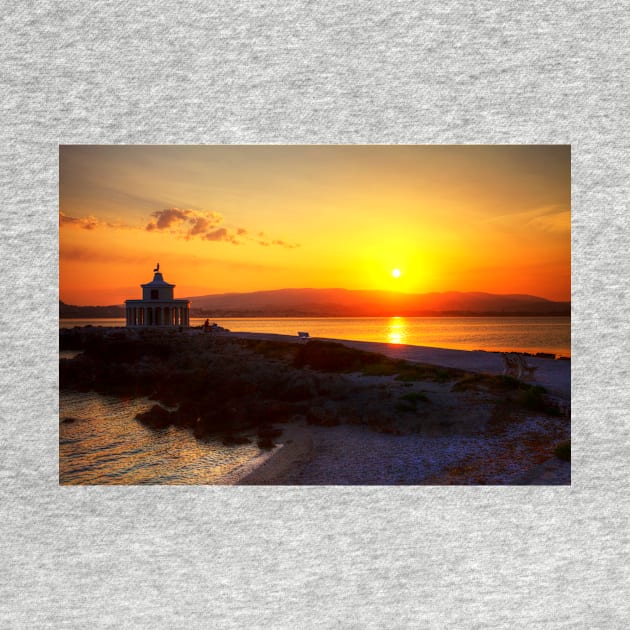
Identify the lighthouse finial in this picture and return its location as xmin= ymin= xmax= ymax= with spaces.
xmin=154 ymin=262 xmax=160 ymax=273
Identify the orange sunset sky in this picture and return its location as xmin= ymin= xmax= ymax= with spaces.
xmin=59 ymin=145 xmax=570 ymax=305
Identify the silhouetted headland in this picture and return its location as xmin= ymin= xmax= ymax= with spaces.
xmin=60 ymin=288 xmax=570 ymax=318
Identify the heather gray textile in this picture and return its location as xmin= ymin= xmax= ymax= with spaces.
xmin=1 ymin=2 xmax=628 ymax=628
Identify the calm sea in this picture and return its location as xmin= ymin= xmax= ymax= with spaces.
xmin=59 ymin=389 xmax=274 ymax=485
xmin=60 ymin=316 xmax=571 ymax=357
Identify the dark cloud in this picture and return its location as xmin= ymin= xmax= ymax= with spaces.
xmin=254 ymin=237 xmax=299 ymax=248
xmin=153 ymin=207 xmax=191 ymax=229
xmin=60 ymin=212 xmax=81 ymax=227
xmin=147 ymin=208 xmax=224 ymax=238
xmin=59 ymin=211 xmax=120 ymax=230
xmin=189 ymin=216 xmax=214 ymax=236
xmin=60 ymin=208 xmax=299 ymax=249
xmin=204 ymin=227 xmax=229 ymax=241
xmin=272 ymin=239 xmax=300 ymax=249
xmin=204 ymin=227 xmax=240 ymax=245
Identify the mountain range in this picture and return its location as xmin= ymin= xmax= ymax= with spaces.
xmin=60 ymin=289 xmax=570 ymax=318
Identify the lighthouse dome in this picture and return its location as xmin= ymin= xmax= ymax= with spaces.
xmin=125 ymin=265 xmax=190 ymax=328
xmin=141 ymin=270 xmax=175 ymax=300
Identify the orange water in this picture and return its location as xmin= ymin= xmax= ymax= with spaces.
xmin=59 ymin=392 xmax=267 ymax=485
xmin=61 ymin=316 xmax=571 ymax=356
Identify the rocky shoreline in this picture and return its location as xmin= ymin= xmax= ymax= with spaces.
xmin=60 ymin=327 xmax=571 ymax=485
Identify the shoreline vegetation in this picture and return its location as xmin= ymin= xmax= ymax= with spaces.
xmin=60 ymin=327 xmax=571 ymax=485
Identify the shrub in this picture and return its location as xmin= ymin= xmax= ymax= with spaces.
xmin=396 ymin=364 xmax=462 ymax=383
xmin=293 ymin=340 xmax=387 ymax=372
xmin=395 ymin=401 xmax=416 ymax=413
xmin=513 ymin=386 xmax=544 ymax=409
xmin=241 ymin=339 xmax=297 ymax=361
xmin=136 ymin=404 xmax=173 ymax=429
xmin=452 ymin=374 xmax=523 ymax=392
xmin=361 ymin=362 xmax=400 ymax=376
xmin=401 ymin=391 xmax=430 ymax=404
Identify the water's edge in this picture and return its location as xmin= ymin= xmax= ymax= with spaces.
xmin=60 ymin=316 xmax=571 ymax=357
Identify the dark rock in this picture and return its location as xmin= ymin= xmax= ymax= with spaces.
xmin=257 ymin=437 xmax=275 ymax=449
xmin=136 ymin=404 xmax=172 ymax=429
xmin=175 ymin=400 xmax=202 ymax=427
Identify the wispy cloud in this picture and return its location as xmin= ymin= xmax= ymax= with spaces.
xmin=146 ymin=207 xmax=299 ymax=248
xmin=146 ymin=208 xmax=224 ymax=236
xmin=59 ymin=212 xmax=103 ymax=230
xmin=480 ymin=205 xmax=570 ymax=234
xmin=60 ymin=246 xmax=150 ymax=263
xmin=254 ymin=231 xmax=300 ymax=249
xmin=59 ymin=211 xmax=131 ymax=231
xmin=203 ymin=227 xmax=239 ymax=244
xmin=60 ymin=245 xmax=284 ymax=272
xmin=526 ymin=209 xmax=570 ymax=233
xmin=60 ymin=207 xmax=300 ymax=249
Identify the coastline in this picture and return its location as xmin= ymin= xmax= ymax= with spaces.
xmin=236 ymin=418 xmax=570 ymax=486
xmin=60 ymin=327 xmax=570 ymax=485
xmin=59 ymin=315 xmax=571 ymax=359
xmin=228 ymin=331 xmax=571 ymax=400
xmin=236 ymin=423 xmax=315 ymax=485
xmin=230 ymin=333 xmax=570 ymax=485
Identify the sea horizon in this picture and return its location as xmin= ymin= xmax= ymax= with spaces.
xmin=59 ymin=314 xmax=571 ymax=357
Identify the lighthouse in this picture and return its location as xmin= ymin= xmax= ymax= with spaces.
xmin=125 ymin=265 xmax=190 ymax=327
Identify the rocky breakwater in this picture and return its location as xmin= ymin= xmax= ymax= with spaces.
xmin=60 ymin=328 xmax=569 ymax=466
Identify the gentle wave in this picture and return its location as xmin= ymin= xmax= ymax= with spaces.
xmin=59 ymin=392 xmax=269 ymax=485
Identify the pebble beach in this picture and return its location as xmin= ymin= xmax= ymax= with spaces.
xmin=232 ymin=333 xmax=570 ymax=485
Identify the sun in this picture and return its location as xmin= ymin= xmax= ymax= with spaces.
xmin=391 ymin=268 xmax=401 ymax=278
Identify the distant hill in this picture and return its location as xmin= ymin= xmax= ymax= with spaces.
xmin=184 ymin=288 xmax=570 ymax=317
xmin=59 ymin=290 xmax=570 ymax=318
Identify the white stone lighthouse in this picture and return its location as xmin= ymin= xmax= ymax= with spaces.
xmin=125 ymin=264 xmax=190 ymax=328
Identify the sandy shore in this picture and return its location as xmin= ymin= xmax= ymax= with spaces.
xmin=231 ymin=333 xmax=570 ymax=485
xmin=237 ymin=423 xmax=315 ymax=485
xmin=237 ymin=418 xmax=570 ymax=486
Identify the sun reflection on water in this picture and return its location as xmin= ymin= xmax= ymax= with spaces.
xmin=387 ymin=316 xmax=407 ymax=345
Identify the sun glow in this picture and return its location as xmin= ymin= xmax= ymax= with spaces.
xmin=59 ymin=146 xmax=571 ymax=304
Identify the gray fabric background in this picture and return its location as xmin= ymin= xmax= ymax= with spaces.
xmin=1 ymin=2 xmax=628 ymax=628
